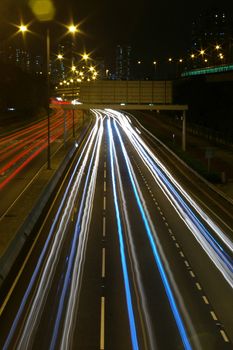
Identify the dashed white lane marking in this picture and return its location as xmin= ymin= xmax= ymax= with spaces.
xmin=102 ymin=248 xmax=106 ymax=278
xmin=196 ymin=282 xmax=202 ymax=291
xmin=103 ymin=197 xmax=106 ymax=211
xmin=220 ymin=330 xmax=230 ymax=342
xmin=210 ymin=311 xmax=218 ymax=321
xmin=103 ymin=217 xmax=106 ymax=237
xmin=104 ymin=161 xmax=106 ymax=168
xmin=189 ymin=270 xmax=195 ymax=278
xmin=100 ymin=297 xmax=105 ymax=349
xmin=202 ymin=296 xmax=209 ymax=305
xmin=104 ymin=170 xmax=106 ymax=178
xmin=145 ymin=183 xmax=229 ymax=343
xmin=104 ymin=181 xmax=106 ymax=192
xmin=179 ymin=251 xmax=184 ymax=258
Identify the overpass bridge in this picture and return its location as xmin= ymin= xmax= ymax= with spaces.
xmin=53 ymin=80 xmax=188 ymax=150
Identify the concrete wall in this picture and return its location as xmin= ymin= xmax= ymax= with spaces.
xmin=56 ymin=80 xmax=173 ymax=104
xmin=79 ymin=80 xmax=172 ymax=104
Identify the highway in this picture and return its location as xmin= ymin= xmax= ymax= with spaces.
xmin=0 ymin=108 xmax=83 ymax=218
xmin=0 ymin=110 xmax=232 ymax=349
xmin=0 ymin=109 xmax=75 ymax=191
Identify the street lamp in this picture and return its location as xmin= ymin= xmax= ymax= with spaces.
xmin=67 ymin=23 xmax=78 ymax=137
xmin=153 ymin=61 xmax=157 ymax=79
xmin=46 ymin=26 xmax=51 ymax=169
xmin=68 ymin=24 xmax=78 ymax=34
xmin=19 ymin=24 xmax=28 ymax=33
xmin=57 ymin=53 xmax=63 ymax=60
xmin=82 ymin=53 xmax=90 ymax=61
xmin=18 ymin=23 xmax=51 ymax=168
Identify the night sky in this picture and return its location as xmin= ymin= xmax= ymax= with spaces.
xmin=1 ymin=0 xmax=233 ymax=65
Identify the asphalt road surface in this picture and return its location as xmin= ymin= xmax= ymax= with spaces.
xmin=0 ymin=109 xmax=232 ymax=349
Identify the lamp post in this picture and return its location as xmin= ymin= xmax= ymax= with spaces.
xmin=153 ymin=61 xmax=157 ymax=79
xmin=46 ymin=27 xmax=51 ymax=169
xmin=18 ymin=23 xmax=51 ymax=169
xmin=68 ymin=24 xmax=78 ymax=138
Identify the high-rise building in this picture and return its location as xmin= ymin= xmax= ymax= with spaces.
xmin=33 ymin=55 xmax=43 ymax=75
xmin=191 ymin=9 xmax=233 ymax=64
xmin=115 ymin=45 xmax=131 ymax=80
xmin=15 ymin=48 xmax=31 ymax=72
xmin=93 ymin=57 xmax=106 ymax=80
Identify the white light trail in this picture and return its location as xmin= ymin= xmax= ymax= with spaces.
xmin=105 ymin=109 xmax=233 ymax=288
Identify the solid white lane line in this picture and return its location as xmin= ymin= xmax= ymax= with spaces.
xmin=103 ymin=217 xmax=106 ymax=237
xmin=102 ymin=248 xmax=106 ymax=278
xmin=103 ymin=196 xmax=106 ymax=210
xmin=100 ymin=297 xmax=105 ymax=349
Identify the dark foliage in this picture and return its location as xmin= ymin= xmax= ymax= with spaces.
xmin=174 ymin=77 xmax=233 ymax=136
xmin=0 ymin=61 xmax=47 ymax=117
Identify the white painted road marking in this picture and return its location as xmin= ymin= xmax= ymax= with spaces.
xmin=103 ymin=217 xmax=106 ymax=237
xmin=100 ymin=297 xmax=105 ymax=349
xmin=102 ymin=248 xmax=106 ymax=278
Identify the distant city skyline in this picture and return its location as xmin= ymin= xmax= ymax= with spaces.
xmin=1 ymin=2 xmax=233 ymax=81
xmin=1 ymin=1 xmax=233 ymax=61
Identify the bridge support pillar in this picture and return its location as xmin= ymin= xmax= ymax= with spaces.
xmin=182 ymin=110 xmax=186 ymax=151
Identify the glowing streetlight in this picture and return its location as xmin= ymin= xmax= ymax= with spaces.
xmin=68 ymin=24 xmax=78 ymax=34
xmin=19 ymin=24 xmax=28 ymax=33
xmin=179 ymin=59 xmax=183 ymax=63
xmin=190 ymin=54 xmax=195 ymax=59
xmin=67 ymin=23 xmax=78 ymax=138
xmin=200 ymin=49 xmax=205 ymax=56
xmin=215 ymin=45 xmax=221 ymax=50
xmin=16 ymin=21 xmax=52 ymax=168
xmin=168 ymin=57 xmax=172 ymax=62
xmin=57 ymin=53 xmax=63 ymax=60
xmin=82 ymin=53 xmax=90 ymax=61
